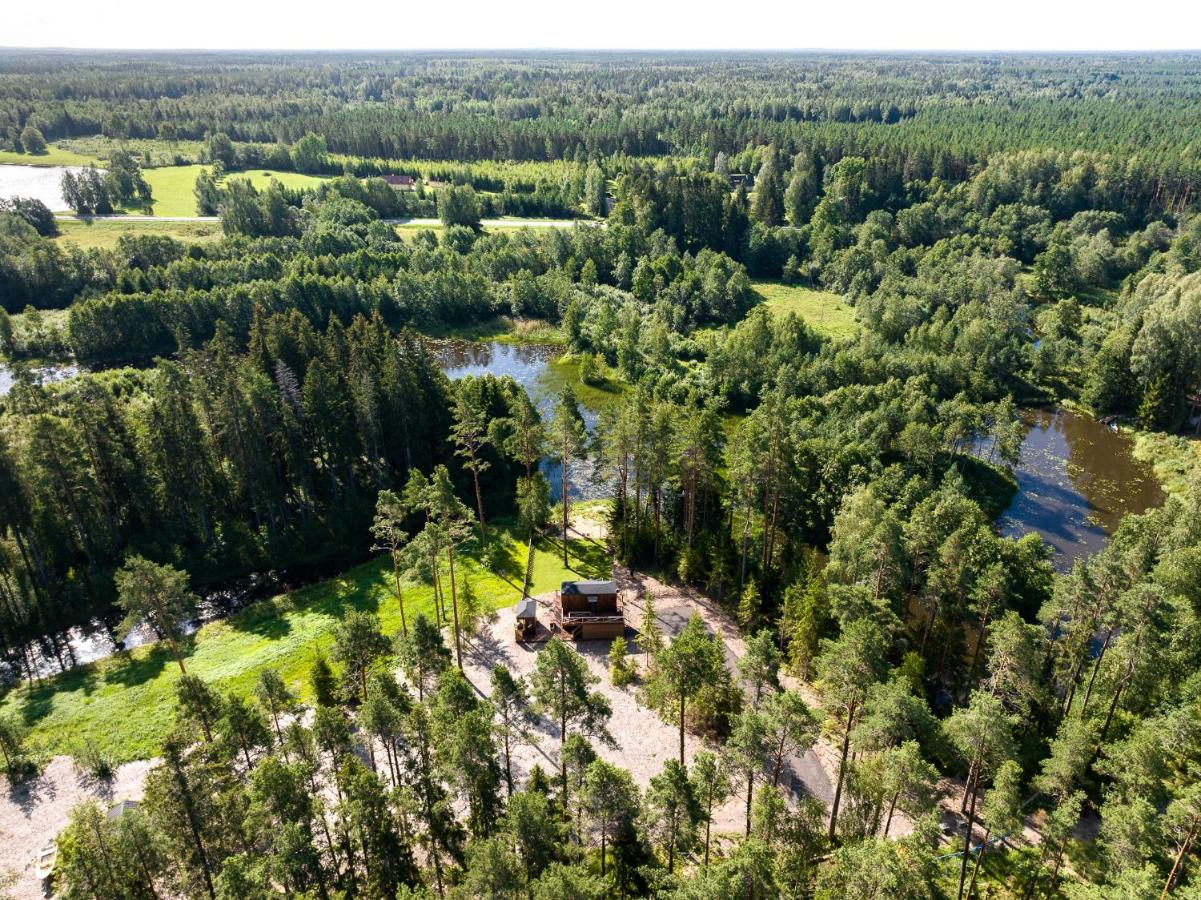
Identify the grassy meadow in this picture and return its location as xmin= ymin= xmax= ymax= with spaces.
xmin=0 ymin=528 xmax=608 ymax=765
xmin=753 ymin=281 xmax=860 ymax=338
xmin=117 ymin=166 xmax=330 ymax=217
xmin=55 ymin=218 xmax=223 ymax=250
xmin=0 ymin=146 xmax=98 ymax=167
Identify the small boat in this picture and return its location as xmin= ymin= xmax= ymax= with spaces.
xmin=34 ymin=839 xmax=57 ymax=883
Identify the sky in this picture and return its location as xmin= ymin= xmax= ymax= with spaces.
xmin=4 ymin=0 xmax=1200 ymax=51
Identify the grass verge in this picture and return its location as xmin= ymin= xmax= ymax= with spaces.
xmin=0 ymin=528 xmax=608 ymax=764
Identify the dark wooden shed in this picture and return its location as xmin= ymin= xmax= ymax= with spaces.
xmin=553 ymin=579 xmax=625 ymax=641
xmin=515 ymin=597 xmax=538 ymax=641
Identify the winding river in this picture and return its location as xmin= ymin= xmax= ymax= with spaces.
xmin=1 ymin=343 xmax=1167 ymax=678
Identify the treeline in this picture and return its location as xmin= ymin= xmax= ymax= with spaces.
xmin=28 ymin=198 xmax=751 ymax=363
xmin=4 ymin=51 xmax=1201 ymax=214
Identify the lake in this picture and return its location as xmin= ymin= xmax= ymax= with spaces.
xmin=428 ymin=338 xmax=608 ymax=500
xmin=0 ymin=163 xmax=86 ymax=211
xmin=991 ymin=407 xmax=1164 ymax=570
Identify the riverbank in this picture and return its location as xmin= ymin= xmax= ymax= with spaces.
xmin=0 ymin=526 xmax=607 ymax=765
xmin=1131 ymin=427 xmax=1201 ymax=496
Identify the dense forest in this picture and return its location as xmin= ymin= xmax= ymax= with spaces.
xmin=1 ymin=50 xmax=1201 ymax=899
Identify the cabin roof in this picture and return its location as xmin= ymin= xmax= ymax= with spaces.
xmin=560 ymin=580 xmax=618 ymax=595
xmin=107 ymin=799 xmax=140 ymax=821
xmin=515 ymin=597 xmax=538 ymax=619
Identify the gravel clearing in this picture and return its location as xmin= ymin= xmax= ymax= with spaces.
xmin=457 ymin=567 xmax=835 ymax=840
xmin=0 ymin=522 xmax=838 ymax=896
xmin=1 ymin=756 xmax=155 ymax=900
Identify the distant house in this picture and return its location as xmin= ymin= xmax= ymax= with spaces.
xmin=728 ymin=173 xmax=754 ymax=190
xmin=552 ymin=579 xmax=625 ymax=641
xmin=381 ymin=174 xmax=416 ymax=189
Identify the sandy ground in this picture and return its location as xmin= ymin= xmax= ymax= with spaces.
xmin=0 ymin=510 xmax=837 ymax=895
xmin=1 ymin=756 xmax=155 ymax=900
xmin=457 ymin=575 xmax=834 ymax=840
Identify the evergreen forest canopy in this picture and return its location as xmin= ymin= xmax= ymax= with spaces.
xmin=1 ymin=49 xmax=1201 ymax=900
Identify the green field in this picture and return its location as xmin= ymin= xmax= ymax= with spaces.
xmin=37 ymin=165 xmax=332 ymax=218
xmin=753 ymin=281 xmax=860 ymax=338
xmin=55 ymin=218 xmax=223 ymax=250
xmin=0 ymin=529 xmax=608 ymax=764
xmin=127 ymin=166 xmax=328 ymax=217
xmin=0 ymin=145 xmax=98 ymax=167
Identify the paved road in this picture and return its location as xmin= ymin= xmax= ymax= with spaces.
xmin=54 ymin=214 xmax=590 ymax=228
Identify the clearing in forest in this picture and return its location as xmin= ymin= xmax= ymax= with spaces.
xmin=0 ymin=529 xmax=607 ymax=765
xmin=753 ymin=281 xmax=860 ymax=338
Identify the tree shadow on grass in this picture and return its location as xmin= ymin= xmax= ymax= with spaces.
xmin=477 ymin=532 xmax=524 ymax=586
xmin=560 ymin=538 xmax=610 ymax=579
xmin=102 ymin=644 xmax=174 ymax=689
xmin=229 ymin=598 xmax=295 ymax=640
xmin=13 ymin=663 xmax=99 ymax=727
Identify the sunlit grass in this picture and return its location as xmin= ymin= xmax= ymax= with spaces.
xmin=0 ymin=527 xmax=608 ymax=764
xmin=0 ymin=145 xmax=98 ymax=167
xmin=55 ymin=218 xmax=223 ymax=251
xmin=753 ymin=280 xmax=860 ymax=338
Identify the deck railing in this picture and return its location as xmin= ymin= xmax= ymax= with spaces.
xmin=552 ymin=594 xmax=624 ymax=630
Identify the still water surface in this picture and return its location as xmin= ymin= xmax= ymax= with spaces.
xmin=0 ymin=163 xmax=85 ymax=210
xmin=992 ymin=408 xmax=1163 ymax=570
xmin=427 ymin=338 xmax=606 ymax=500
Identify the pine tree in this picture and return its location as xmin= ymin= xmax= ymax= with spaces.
xmin=530 ymin=637 xmax=612 ymax=801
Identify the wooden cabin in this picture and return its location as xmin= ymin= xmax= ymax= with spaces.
xmin=515 ymin=597 xmax=538 ymax=642
xmin=553 ymin=580 xmax=624 ymax=641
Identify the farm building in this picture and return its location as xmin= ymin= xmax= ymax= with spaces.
xmin=381 ymin=174 xmax=416 ymax=189
xmin=553 ymin=579 xmax=625 ymax=641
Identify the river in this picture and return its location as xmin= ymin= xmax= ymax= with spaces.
xmin=0 ymin=360 xmax=80 ymax=396
xmin=3 ymin=339 xmax=603 ymax=680
xmin=990 ymin=407 xmax=1164 ymax=570
xmin=3 ymin=346 xmax=1165 ymax=679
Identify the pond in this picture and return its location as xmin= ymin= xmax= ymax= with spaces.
xmin=427 ymin=338 xmax=611 ymax=500
xmin=0 ymin=360 xmax=80 ymax=396
xmin=990 ymin=408 xmax=1164 ymax=570
xmin=0 ymin=163 xmax=87 ymax=211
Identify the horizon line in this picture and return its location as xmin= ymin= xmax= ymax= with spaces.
xmin=2 ymin=45 xmax=1200 ymax=54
